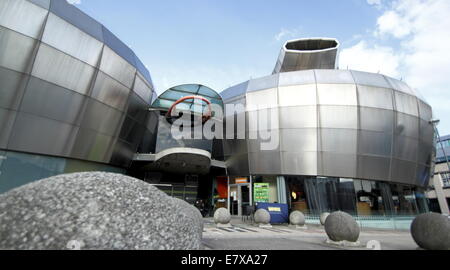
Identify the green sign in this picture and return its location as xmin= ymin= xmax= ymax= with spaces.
xmin=254 ymin=183 xmax=269 ymax=203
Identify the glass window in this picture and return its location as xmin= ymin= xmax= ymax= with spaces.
xmin=390 ymin=184 xmax=420 ymax=215
xmin=353 ymin=180 xmax=395 ymax=216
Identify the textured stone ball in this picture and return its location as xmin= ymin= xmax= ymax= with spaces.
xmin=0 ymin=172 xmax=203 ymax=250
xmin=289 ymin=211 xmax=305 ymax=226
xmin=320 ymin=212 xmax=330 ymax=226
xmin=172 ymin=197 xmax=204 ymax=236
xmin=213 ymin=208 xmax=231 ymax=224
xmin=324 ymin=211 xmax=360 ymax=242
xmin=411 ymin=213 xmax=450 ymax=250
xmin=254 ymin=209 xmax=271 ymax=224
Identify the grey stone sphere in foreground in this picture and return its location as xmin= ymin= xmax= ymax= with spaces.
xmin=0 ymin=172 xmax=203 ymax=250
xmin=324 ymin=211 xmax=360 ymax=242
xmin=289 ymin=211 xmax=305 ymax=226
xmin=320 ymin=212 xmax=330 ymax=225
xmin=214 ymin=208 xmax=231 ymax=224
xmin=411 ymin=213 xmax=450 ymax=250
xmin=254 ymin=209 xmax=271 ymax=224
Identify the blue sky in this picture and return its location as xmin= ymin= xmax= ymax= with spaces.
xmin=70 ymin=0 xmax=450 ymax=135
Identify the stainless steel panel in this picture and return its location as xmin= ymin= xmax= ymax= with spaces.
xmin=358 ymin=130 xmax=392 ymax=157
xmin=127 ymin=92 xmax=149 ymax=123
xmin=100 ymin=46 xmax=136 ymax=88
xmin=42 ymin=13 xmax=103 ymax=67
xmin=49 ymin=0 xmax=104 ymax=42
xmin=359 ymin=107 xmax=394 ymax=133
xmin=318 ymin=152 xmax=357 ymax=179
xmin=0 ymin=108 xmax=16 ymax=148
xmin=102 ymin=26 xmax=137 ymax=68
xmin=319 ymin=128 xmax=358 ymax=154
xmin=419 ymin=119 xmax=434 ymax=144
xmin=395 ymin=112 xmax=419 ymax=138
xmin=418 ymin=140 xmax=433 ymax=165
xmin=221 ymin=81 xmax=249 ymax=101
xmin=280 ymin=128 xmax=317 ymax=152
xmin=279 ymin=106 xmax=317 ymax=128
xmin=79 ymin=98 xmax=124 ymax=137
xmin=317 ymin=84 xmax=357 ymax=106
xmin=91 ymin=71 xmax=130 ymax=111
xmin=245 ymin=88 xmax=278 ymax=110
xmin=391 ymin=159 xmax=416 ymax=185
xmin=246 ymin=108 xmax=279 ymax=132
xmin=278 ymin=84 xmax=317 ymax=107
xmin=357 ymin=85 xmax=394 ymax=110
xmin=133 ymin=72 xmax=153 ymax=104
xmin=385 ymin=76 xmax=415 ymax=96
xmin=278 ymin=70 xmax=316 ymax=86
xmin=20 ymin=76 xmax=86 ymax=125
xmin=394 ymin=91 xmax=419 ymax=116
xmin=32 ymin=43 xmax=96 ymax=95
xmin=110 ymin=139 xmax=134 ymax=167
xmin=71 ymin=128 xmax=115 ymax=163
xmin=8 ymin=112 xmax=78 ymax=157
xmin=248 ymin=151 xmax=281 ymax=174
xmin=225 ymin=153 xmax=249 ymax=176
xmin=418 ymin=100 xmax=432 ymax=121
xmin=314 ymin=70 xmax=354 ymax=84
xmin=0 ymin=0 xmax=48 ymax=39
xmin=351 ymin=70 xmax=391 ymax=88
xmin=119 ymin=117 xmax=145 ymax=147
xmin=416 ymin=164 xmax=431 ymax=187
xmin=0 ymin=66 xmax=28 ymax=110
xmin=357 ymin=155 xmax=391 ymax=181
xmin=247 ymin=74 xmax=279 ymax=92
xmin=393 ymin=136 xmax=418 ymax=162
xmin=281 ymin=151 xmax=317 ymax=176
xmin=0 ymin=26 xmax=38 ymax=73
xmin=29 ymin=0 xmax=50 ymax=9
xmin=319 ymin=106 xmax=358 ymax=129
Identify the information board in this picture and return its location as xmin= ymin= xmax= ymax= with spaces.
xmin=253 ymin=183 xmax=269 ymax=203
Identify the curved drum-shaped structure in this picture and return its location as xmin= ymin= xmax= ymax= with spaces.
xmin=221 ymin=38 xmax=434 ymax=216
xmin=0 ymin=0 xmax=155 ymax=192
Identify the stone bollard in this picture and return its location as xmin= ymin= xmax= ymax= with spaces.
xmin=411 ymin=212 xmax=450 ymax=250
xmin=0 ymin=172 xmax=203 ymax=250
xmin=289 ymin=211 xmax=307 ymax=229
xmin=254 ymin=209 xmax=271 ymax=228
xmin=324 ymin=211 xmax=361 ymax=247
xmin=320 ymin=212 xmax=330 ymax=226
xmin=213 ymin=208 xmax=232 ymax=227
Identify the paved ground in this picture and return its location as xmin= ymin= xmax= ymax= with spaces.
xmin=202 ymin=218 xmax=418 ymax=250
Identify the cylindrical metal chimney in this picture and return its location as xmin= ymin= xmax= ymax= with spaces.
xmin=273 ymin=37 xmax=340 ymax=74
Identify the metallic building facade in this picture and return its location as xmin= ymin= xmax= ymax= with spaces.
xmin=221 ymin=38 xmax=434 ymax=189
xmin=0 ymin=0 xmax=155 ymax=192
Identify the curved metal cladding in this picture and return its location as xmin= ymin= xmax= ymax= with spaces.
xmin=221 ymin=69 xmax=434 ymax=188
xmin=273 ymin=38 xmax=339 ymax=74
xmin=0 ymin=0 xmax=156 ymax=172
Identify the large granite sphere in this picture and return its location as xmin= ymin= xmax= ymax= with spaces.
xmin=411 ymin=213 xmax=450 ymax=250
xmin=320 ymin=212 xmax=330 ymax=226
xmin=213 ymin=208 xmax=231 ymax=224
xmin=172 ymin=197 xmax=204 ymax=236
xmin=0 ymin=172 xmax=203 ymax=250
xmin=289 ymin=211 xmax=305 ymax=226
xmin=254 ymin=209 xmax=271 ymax=224
xmin=324 ymin=211 xmax=360 ymax=242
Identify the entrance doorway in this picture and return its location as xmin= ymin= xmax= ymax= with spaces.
xmin=229 ymin=184 xmax=251 ymax=216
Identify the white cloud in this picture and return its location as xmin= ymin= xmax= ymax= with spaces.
xmin=274 ymin=27 xmax=302 ymax=42
xmin=342 ymin=0 xmax=450 ymax=134
xmin=66 ymin=0 xmax=81 ymax=5
xmin=339 ymin=41 xmax=401 ymax=77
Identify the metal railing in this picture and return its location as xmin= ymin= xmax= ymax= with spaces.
xmin=305 ymin=213 xmax=416 ymax=230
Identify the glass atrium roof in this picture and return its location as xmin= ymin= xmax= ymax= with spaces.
xmin=152 ymin=84 xmax=223 ymax=114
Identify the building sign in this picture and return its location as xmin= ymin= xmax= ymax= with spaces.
xmin=254 ymin=183 xmax=269 ymax=203
xmin=235 ymin=177 xmax=248 ymax=184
